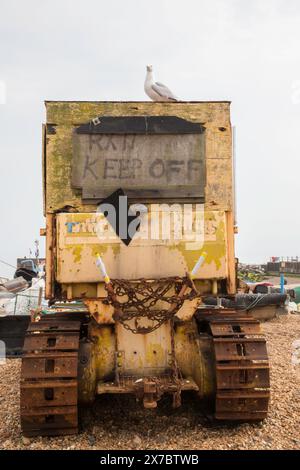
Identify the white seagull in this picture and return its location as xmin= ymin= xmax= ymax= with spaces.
xmin=144 ymin=65 xmax=178 ymax=102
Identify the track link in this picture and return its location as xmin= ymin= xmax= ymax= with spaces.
xmin=20 ymin=315 xmax=81 ymax=436
xmin=198 ymin=309 xmax=270 ymax=421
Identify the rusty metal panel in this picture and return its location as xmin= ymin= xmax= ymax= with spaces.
xmin=208 ymin=312 xmax=270 ymax=421
xmin=21 ymin=380 xmax=77 ymax=407
xmin=216 ymin=391 xmax=269 ymax=413
xmin=21 ymin=352 xmax=78 ymax=379
xmin=210 ymin=321 xmax=261 ymax=336
xmin=216 ymin=367 xmax=270 ymax=389
xmin=21 ymin=405 xmax=78 ymax=434
xmin=23 ymin=333 xmax=79 ymax=352
xmin=20 ymin=315 xmax=81 ymax=437
xmin=213 ymin=338 xmax=268 ymax=361
xmin=27 ymin=321 xmax=80 ymax=332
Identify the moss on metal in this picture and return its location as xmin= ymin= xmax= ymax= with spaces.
xmin=45 ymin=101 xmax=233 ymax=213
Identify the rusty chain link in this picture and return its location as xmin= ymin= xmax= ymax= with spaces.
xmin=106 ymin=277 xmax=198 ymax=334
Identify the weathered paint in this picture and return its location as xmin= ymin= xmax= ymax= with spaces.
xmin=78 ymin=323 xmax=115 ymax=404
xmin=42 ymin=101 xmax=238 ymax=405
xmin=73 ymin=132 xmax=206 ymax=200
xmin=174 ymin=320 xmax=215 ymax=399
xmin=56 ymin=210 xmax=228 ymax=283
xmin=45 ymin=213 xmax=55 ymax=299
xmin=83 ymin=299 xmax=114 ymax=323
xmin=44 ymin=101 xmax=232 ymax=213
xmin=116 ymin=321 xmax=172 ymax=376
xmin=78 ymin=318 xmax=215 ymax=401
xmin=170 ymin=211 xmax=227 ymax=275
xmin=44 ymin=101 xmax=236 ymax=298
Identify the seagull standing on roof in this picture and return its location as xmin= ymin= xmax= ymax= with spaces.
xmin=144 ymin=65 xmax=179 ymax=102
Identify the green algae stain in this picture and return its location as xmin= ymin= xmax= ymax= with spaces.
xmin=90 ymin=243 xmax=120 ymax=259
xmin=111 ymin=244 xmax=120 ymax=256
xmin=201 ymin=220 xmax=226 ymax=270
xmin=66 ymin=245 xmax=83 ymax=263
xmin=91 ymin=245 xmax=108 ymax=258
xmin=170 ymin=212 xmax=226 ymax=272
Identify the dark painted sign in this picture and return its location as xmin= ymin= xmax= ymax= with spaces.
xmin=72 ymin=116 xmax=205 ymax=200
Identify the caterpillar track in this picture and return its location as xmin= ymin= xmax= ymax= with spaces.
xmin=19 ymin=309 xmax=270 ymax=436
xmin=197 ymin=309 xmax=270 ymax=421
xmin=20 ymin=314 xmax=83 ymax=437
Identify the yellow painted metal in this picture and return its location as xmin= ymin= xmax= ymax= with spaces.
xmin=77 ymin=318 xmax=215 ymax=402
xmin=56 ymin=210 xmax=228 ymax=283
xmin=44 ymin=101 xmax=236 ymax=299
xmin=55 ymin=206 xmax=230 ymax=323
xmin=78 ymin=323 xmax=115 ymax=404
xmin=174 ymin=320 xmax=215 ymax=400
xmin=43 ymin=101 xmax=235 ymax=399
xmin=116 ymin=321 xmax=172 ymax=376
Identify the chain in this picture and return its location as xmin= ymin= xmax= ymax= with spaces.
xmin=106 ymin=277 xmax=197 ymax=334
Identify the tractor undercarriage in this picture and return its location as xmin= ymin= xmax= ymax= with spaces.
xmin=20 ymin=277 xmax=270 ymax=436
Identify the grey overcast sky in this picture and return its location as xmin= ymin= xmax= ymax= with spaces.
xmin=1 ymin=0 xmax=300 ymax=278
